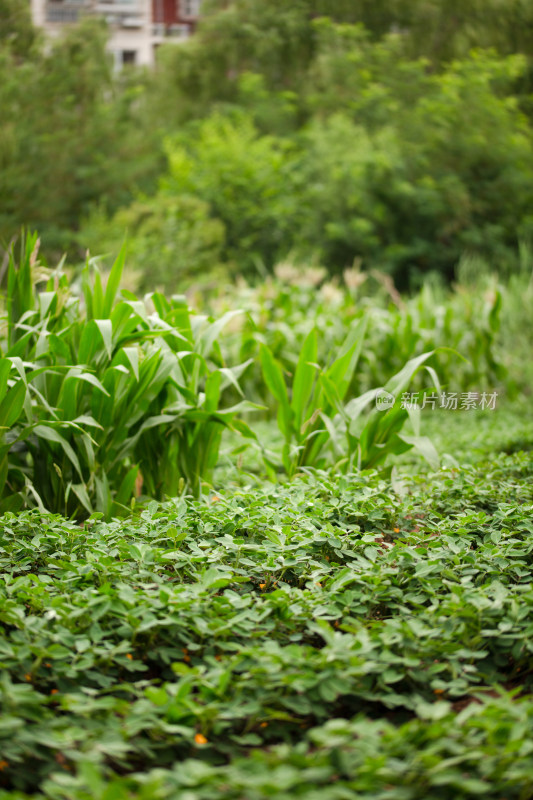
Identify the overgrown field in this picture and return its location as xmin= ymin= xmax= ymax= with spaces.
xmin=1 ymin=237 xmax=533 ymax=797
xmin=2 ymin=234 xmax=530 ymax=517
xmin=3 ymin=2 xmax=533 ymax=794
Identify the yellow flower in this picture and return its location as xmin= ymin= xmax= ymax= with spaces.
xmin=194 ymin=733 xmax=208 ymax=745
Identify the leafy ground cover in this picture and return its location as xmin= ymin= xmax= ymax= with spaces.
xmin=1 ymin=414 xmax=532 ymax=797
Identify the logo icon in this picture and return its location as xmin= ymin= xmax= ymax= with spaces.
xmin=375 ymin=390 xmax=395 ymax=410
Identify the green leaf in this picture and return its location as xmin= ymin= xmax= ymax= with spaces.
xmin=113 ymin=465 xmax=139 ymax=510
xmin=0 ymin=360 xmax=12 ymax=401
xmin=69 ymin=482 xmax=93 ymax=515
xmin=199 ymin=310 xmax=242 ymax=358
xmin=384 ymin=350 xmax=436 ymax=397
xmin=122 ymin=346 xmax=140 ymax=381
xmin=95 ymin=320 xmax=113 ymax=360
xmin=204 ymin=370 xmax=222 ymax=413
xmin=102 ymin=243 xmax=126 ymax=317
xmin=398 ymin=433 xmax=440 ymax=470
xmin=0 ymin=380 xmax=26 ymax=429
xmin=291 ymin=328 xmax=318 ymax=435
xmin=65 ymin=370 xmax=110 ymax=397
xmin=326 ymin=315 xmax=368 ymax=401
xmin=33 ymin=424 xmax=84 ymax=479
xmin=259 ymin=344 xmax=291 ymax=438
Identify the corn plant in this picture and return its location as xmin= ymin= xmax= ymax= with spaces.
xmin=211 ymin=266 xmax=506 ymax=403
xmin=361 ymin=281 xmax=505 ymax=394
xmin=131 ymin=291 xmax=258 ymax=499
xmin=0 ymin=357 xmax=29 ymax=513
xmin=0 ymin=355 xmax=94 ymax=514
xmin=0 ymin=234 xmax=256 ymax=517
xmin=330 ymin=351 xmax=441 ymax=472
xmin=259 ymin=319 xmax=367 ymax=476
xmin=260 ymin=321 xmax=440 ymax=476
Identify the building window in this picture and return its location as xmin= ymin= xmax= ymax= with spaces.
xmin=121 ymin=50 xmax=137 ymax=65
xmin=46 ymin=4 xmax=81 ymax=23
xmin=181 ymin=0 xmax=200 ymax=19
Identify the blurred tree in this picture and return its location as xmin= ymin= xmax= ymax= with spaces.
xmin=133 ymin=45 xmax=533 ymax=285
xmin=81 ymin=194 xmax=226 ymax=292
xmin=0 ymin=18 xmax=162 ymax=259
xmin=3 ymin=0 xmax=533 ymax=285
xmin=151 ymin=0 xmax=533 ymax=129
xmin=161 ymin=114 xmax=302 ymax=273
xmin=0 ymin=0 xmax=36 ymax=57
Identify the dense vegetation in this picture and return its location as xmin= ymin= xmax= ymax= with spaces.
xmin=0 ymin=233 xmax=526 ymax=517
xmin=1 ymin=429 xmax=533 ymax=797
xmin=2 ymin=0 xmax=533 ymax=286
xmin=1 ymin=1 xmax=533 ymax=796
xmin=0 ymin=232 xmax=532 ymax=796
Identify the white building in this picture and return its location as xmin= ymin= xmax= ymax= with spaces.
xmin=30 ymin=0 xmax=199 ymax=67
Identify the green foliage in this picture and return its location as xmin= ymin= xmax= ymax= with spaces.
xmin=80 ymin=194 xmax=226 ymax=293
xmin=1 ymin=448 xmax=533 ymax=794
xmin=497 ymin=244 xmax=533 ymax=394
xmin=0 ymin=0 xmax=36 ymax=57
xmin=0 ymin=234 xmax=254 ymax=517
xmin=4 ymin=0 xmax=533 ymax=283
xmin=112 ymin=46 xmax=533 ymax=285
xmin=161 ymin=115 xmax=301 ymax=275
xmin=259 ymin=325 xmax=441 ymax=476
xmin=131 ymin=293 xmax=258 ymax=500
xmin=151 ymin=0 xmax=322 ymax=121
xmin=298 ymin=46 xmax=533 ymax=280
xmin=154 ymin=0 xmax=533 ymax=119
xmin=4 ymin=4 xmax=533 ymax=793
xmin=0 ymin=18 xmax=161 ymax=259
xmin=2 ymin=225 xmax=519 ymax=516
xmin=4 ymin=0 xmax=533 ymax=284
xmin=211 ymin=263 xmax=507 ymax=410
xmin=359 ymin=278 xmax=507 ymax=390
